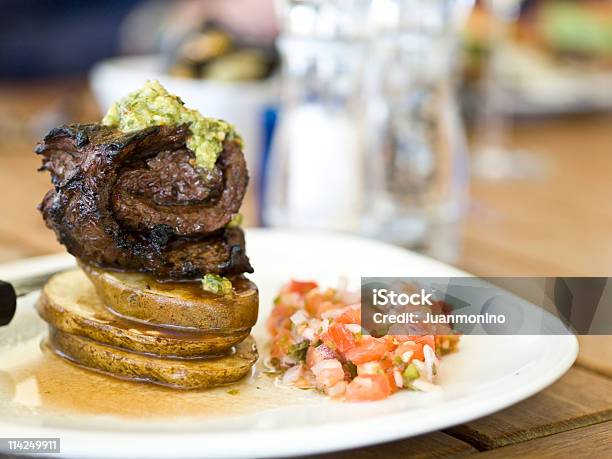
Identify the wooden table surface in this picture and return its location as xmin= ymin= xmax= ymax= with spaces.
xmin=0 ymin=81 xmax=610 ymax=458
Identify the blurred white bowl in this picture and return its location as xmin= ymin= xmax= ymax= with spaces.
xmin=90 ymin=55 xmax=279 ymax=181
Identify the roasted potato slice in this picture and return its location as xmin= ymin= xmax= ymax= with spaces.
xmin=37 ymin=269 xmax=249 ymax=357
xmin=48 ymin=328 xmax=258 ymax=390
xmin=81 ymin=264 xmax=258 ymax=331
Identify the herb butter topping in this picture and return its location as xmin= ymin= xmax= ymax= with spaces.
xmin=201 ymin=274 xmax=233 ymax=295
xmin=102 ymin=80 xmax=240 ymax=170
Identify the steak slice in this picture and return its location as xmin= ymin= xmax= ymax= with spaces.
xmin=36 ymin=123 xmax=252 ymax=280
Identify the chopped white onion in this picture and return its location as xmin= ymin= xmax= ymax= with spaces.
xmin=290 ymin=310 xmax=308 ymax=326
xmin=281 ymin=292 xmax=301 ymax=307
xmin=281 ymin=355 xmax=298 ymax=366
xmin=282 ymin=365 xmax=303 ymax=385
xmin=345 ymin=324 xmax=362 ymax=334
xmin=393 ymin=370 xmax=403 ymax=388
xmin=412 ymin=359 xmax=426 ymax=376
xmin=321 ymin=308 xmax=343 ymax=320
xmin=357 ymin=361 xmax=381 ymax=376
xmin=327 ymin=381 xmax=347 ymax=398
xmin=311 ymin=358 xmax=342 ymax=375
xmin=302 ymin=327 xmax=316 ymax=341
xmin=423 ymin=344 xmax=438 ymax=382
xmin=309 ymin=318 xmax=321 ymax=330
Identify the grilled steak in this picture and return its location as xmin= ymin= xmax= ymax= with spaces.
xmin=36 ymin=123 xmax=252 ymax=280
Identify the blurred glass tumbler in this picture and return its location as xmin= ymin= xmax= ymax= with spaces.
xmin=264 ymin=0 xmax=473 ymax=262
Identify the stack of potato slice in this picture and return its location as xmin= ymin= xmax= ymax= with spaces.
xmin=36 ymin=267 xmax=258 ymax=389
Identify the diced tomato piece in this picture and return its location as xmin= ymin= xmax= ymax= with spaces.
xmin=413 ymin=344 xmax=425 ymax=362
xmin=393 ymin=341 xmax=418 ymax=362
xmin=335 ymin=307 xmax=361 ymax=325
xmin=356 ymin=361 xmax=383 ymax=376
xmin=343 ymin=337 xmax=388 ymax=364
xmin=386 ymin=369 xmax=399 ymax=393
xmin=306 ymin=344 xmax=338 ymax=368
xmin=411 ymin=336 xmax=435 ymax=361
xmin=321 ymin=323 xmax=356 ymax=353
xmin=326 ymin=380 xmax=347 ymax=398
xmin=312 ymin=359 xmax=345 ymax=389
xmin=415 ymin=335 xmax=436 ymax=350
xmin=269 ymin=330 xmax=293 ymax=360
xmin=378 ymin=355 xmax=394 ymax=371
xmin=303 ymin=295 xmax=321 ymax=316
xmin=393 ymin=335 xmax=415 ymax=343
xmin=304 ymin=287 xmax=337 ymax=316
xmin=391 ymin=335 xmax=435 ymax=362
xmin=316 ymin=367 xmax=345 ymax=389
xmin=289 ymin=280 xmax=318 ymax=294
xmin=316 ymin=301 xmax=343 ymax=319
xmin=345 ymin=375 xmax=392 ymax=402
xmin=266 ymin=304 xmax=294 ymax=336
xmin=381 ymin=336 xmax=397 ymax=352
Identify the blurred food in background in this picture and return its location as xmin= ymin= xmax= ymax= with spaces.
xmin=523 ymin=0 xmax=612 ymax=68
xmin=465 ymin=0 xmax=612 ymax=74
xmin=167 ymin=22 xmax=279 ymax=82
xmin=463 ymin=0 xmax=612 ymax=114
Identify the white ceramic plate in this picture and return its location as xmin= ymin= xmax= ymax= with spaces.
xmin=0 ymin=229 xmax=577 ymax=459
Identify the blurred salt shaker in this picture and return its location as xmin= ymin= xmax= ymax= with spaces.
xmin=285 ymin=105 xmax=362 ymax=230
xmin=263 ymin=0 xmax=370 ymax=232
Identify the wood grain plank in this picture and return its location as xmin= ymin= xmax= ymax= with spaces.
xmin=303 ymin=431 xmax=478 ymax=459
xmin=576 ymin=336 xmax=612 ymax=378
xmin=445 ymin=367 xmax=612 ymax=450
xmin=476 ymin=421 xmax=612 ymax=458
xmin=461 ymin=114 xmax=612 ymax=278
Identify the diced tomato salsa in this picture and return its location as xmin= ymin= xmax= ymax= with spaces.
xmin=267 ymin=280 xmax=460 ymax=402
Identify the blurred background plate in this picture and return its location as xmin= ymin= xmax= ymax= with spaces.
xmin=462 ymin=0 xmax=612 ymax=115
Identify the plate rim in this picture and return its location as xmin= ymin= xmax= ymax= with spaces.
xmin=0 ymin=229 xmax=579 ymax=458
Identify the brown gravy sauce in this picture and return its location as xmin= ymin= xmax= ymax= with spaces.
xmin=0 ymin=336 xmax=320 ymax=420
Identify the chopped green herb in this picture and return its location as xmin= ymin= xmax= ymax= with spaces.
xmin=102 ymin=80 xmax=241 ymax=170
xmin=201 ymin=274 xmax=233 ymax=295
xmin=227 ymin=213 xmax=243 ymax=228
xmin=226 ymin=389 xmax=239 ymax=395
xmin=345 ymin=361 xmax=358 ymax=378
xmin=403 ymin=363 xmax=420 ymax=384
xmin=288 ymin=340 xmax=310 ymax=362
